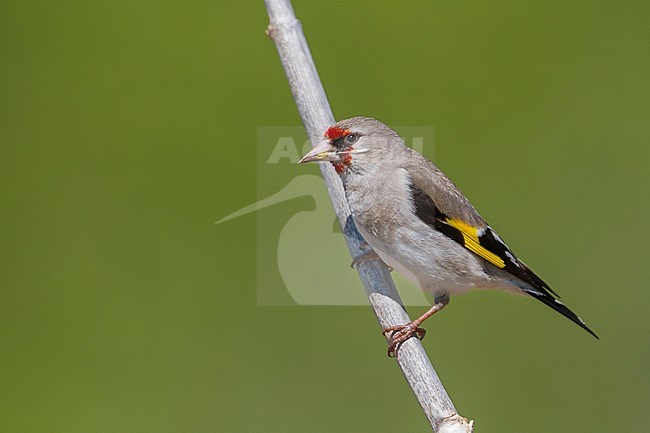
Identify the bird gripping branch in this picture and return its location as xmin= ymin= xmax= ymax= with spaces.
xmin=300 ymin=116 xmax=598 ymax=357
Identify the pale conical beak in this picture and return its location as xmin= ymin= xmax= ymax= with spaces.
xmin=298 ymin=139 xmax=342 ymax=164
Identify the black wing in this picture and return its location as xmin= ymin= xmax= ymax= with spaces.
xmin=410 ymin=183 xmax=598 ymax=338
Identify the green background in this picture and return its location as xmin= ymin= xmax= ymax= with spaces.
xmin=1 ymin=1 xmax=648 ymax=432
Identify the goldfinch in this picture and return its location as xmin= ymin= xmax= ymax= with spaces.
xmin=299 ymin=116 xmax=597 ymax=356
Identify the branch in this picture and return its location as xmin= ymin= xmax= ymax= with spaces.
xmin=264 ymin=1 xmax=474 ymax=431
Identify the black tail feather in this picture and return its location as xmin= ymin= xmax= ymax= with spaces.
xmin=523 ymin=289 xmax=599 ymax=339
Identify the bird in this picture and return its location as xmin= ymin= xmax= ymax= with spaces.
xmin=299 ymin=116 xmax=597 ymax=356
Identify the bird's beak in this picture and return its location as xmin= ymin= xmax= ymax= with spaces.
xmin=298 ymin=139 xmax=341 ymax=164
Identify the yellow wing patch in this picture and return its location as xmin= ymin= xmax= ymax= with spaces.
xmin=445 ymin=219 xmax=506 ymax=269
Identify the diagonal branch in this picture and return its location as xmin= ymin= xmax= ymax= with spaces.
xmin=264 ymin=1 xmax=474 ymax=431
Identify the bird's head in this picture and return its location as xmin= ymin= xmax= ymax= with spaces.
xmin=298 ymin=117 xmax=402 ymax=174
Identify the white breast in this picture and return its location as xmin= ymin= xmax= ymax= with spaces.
xmin=345 ymin=168 xmax=496 ymax=296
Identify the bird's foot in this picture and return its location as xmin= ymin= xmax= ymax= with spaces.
xmin=351 ymin=249 xmax=379 ymax=268
xmin=351 ymin=249 xmax=392 ymax=271
xmin=382 ymin=322 xmax=426 ymax=357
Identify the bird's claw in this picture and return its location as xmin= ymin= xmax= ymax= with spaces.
xmin=351 ymin=249 xmax=393 ymax=271
xmin=351 ymin=249 xmax=379 ymax=268
xmin=382 ymin=322 xmax=427 ymax=357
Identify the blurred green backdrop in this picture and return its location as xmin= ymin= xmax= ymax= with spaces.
xmin=1 ymin=1 xmax=649 ymax=432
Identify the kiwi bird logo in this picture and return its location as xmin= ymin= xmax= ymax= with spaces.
xmin=217 ymin=174 xmax=428 ymax=305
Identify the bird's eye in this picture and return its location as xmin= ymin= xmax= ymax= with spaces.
xmin=345 ymin=133 xmax=359 ymax=145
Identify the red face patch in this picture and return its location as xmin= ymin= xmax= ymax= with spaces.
xmin=332 ymin=149 xmax=354 ymax=173
xmin=325 ymin=125 xmax=354 ymax=174
xmin=325 ymin=126 xmax=349 ymax=141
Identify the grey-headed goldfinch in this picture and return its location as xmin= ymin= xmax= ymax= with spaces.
xmin=300 ymin=117 xmax=597 ymax=356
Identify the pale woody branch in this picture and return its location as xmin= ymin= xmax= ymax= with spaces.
xmin=263 ymin=1 xmax=474 ymax=431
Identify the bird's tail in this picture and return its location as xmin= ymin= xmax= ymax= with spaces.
xmin=522 ymin=288 xmax=599 ymax=339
